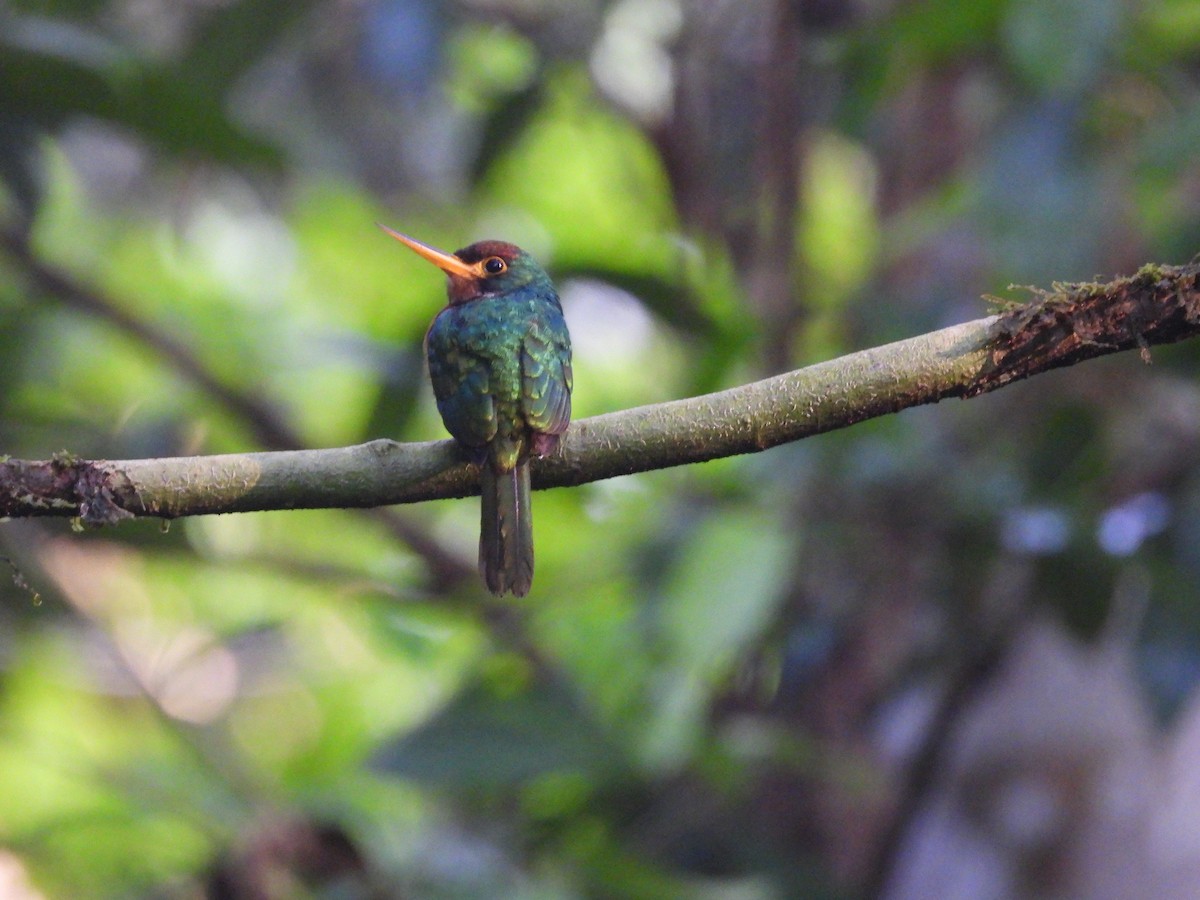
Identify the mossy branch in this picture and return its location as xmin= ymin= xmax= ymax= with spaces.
xmin=3 ymin=263 xmax=1198 ymax=523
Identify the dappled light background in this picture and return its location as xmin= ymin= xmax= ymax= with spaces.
xmin=3 ymin=0 xmax=1200 ymax=897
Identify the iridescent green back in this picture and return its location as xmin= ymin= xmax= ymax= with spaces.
xmin=426 ymin=282 xmax=572 ymax=472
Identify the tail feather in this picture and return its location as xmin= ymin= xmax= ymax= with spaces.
xmin=479 ymin=461 xmax=534 ymax=596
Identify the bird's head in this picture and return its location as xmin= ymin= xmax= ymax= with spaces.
xmin=379 ymin=225 xmax=550 ymax=305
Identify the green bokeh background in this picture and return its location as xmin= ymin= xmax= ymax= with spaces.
xmin=3 ymin=0 xmax=1200 ymax=897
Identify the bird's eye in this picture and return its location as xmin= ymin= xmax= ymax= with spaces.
xmin=483 ymin=257 xmax=506 ymax=275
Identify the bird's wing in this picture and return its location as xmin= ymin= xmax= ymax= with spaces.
xmin=427 ymin=318 xmax=497 ymax=449
xmin=521 ymin=314 xmax=572 ymax=437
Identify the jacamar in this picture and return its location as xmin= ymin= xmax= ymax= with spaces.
xmin=380 ymin=226 xmax=573 ymax=596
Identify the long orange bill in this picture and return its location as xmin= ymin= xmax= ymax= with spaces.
xmin=377 ymin=224 xmax=476 ymax=278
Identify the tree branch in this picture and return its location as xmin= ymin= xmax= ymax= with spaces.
xmin=3 ymin=262 xmax=1198 ymax=523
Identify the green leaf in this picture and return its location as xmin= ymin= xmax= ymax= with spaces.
xmin=0 ymin=20 xmax=282 ymax=168
xmin=641 ymin=510 xmax=792 ymax=769
xmin=376 ymin=681 xmax=623 ymax=788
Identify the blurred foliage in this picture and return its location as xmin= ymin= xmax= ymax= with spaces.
xmin=2 ymin=0 xmax=1200 ymax=898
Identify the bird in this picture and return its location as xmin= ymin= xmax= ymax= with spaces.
xmin=380 ymin=225 xmax=573 ymax=596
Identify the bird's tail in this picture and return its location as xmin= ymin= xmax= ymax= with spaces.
xmin=479 ymin=459 xmax=534 ymax=596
